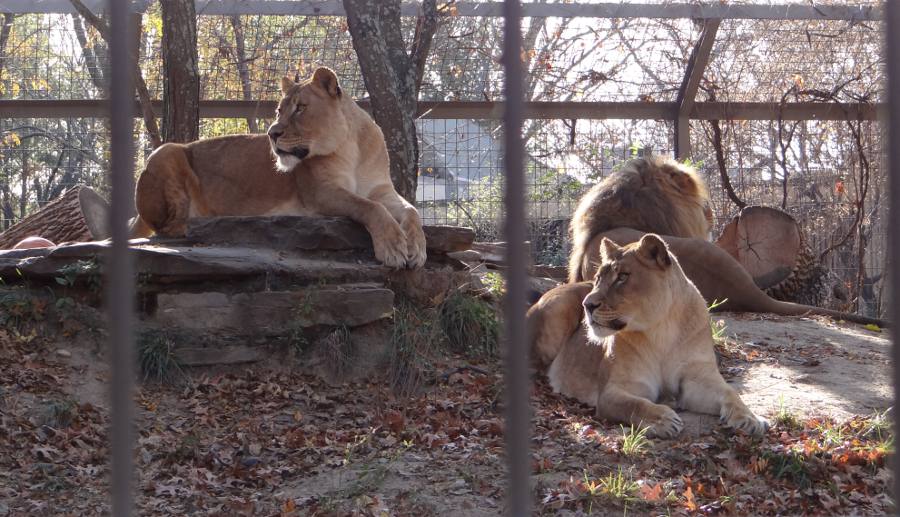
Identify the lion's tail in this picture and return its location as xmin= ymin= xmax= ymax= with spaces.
xmin=128 ymin=214 xmax=154 ymax=238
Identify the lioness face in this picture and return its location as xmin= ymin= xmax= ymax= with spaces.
xmin=267 ymin=67 xmax=350 ymax=172
xmin=583 ymin=235 xmax=675 ymax=342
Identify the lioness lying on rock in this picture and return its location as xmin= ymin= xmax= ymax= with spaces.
xmin=528 ymin=234 xmax=769 ymax=438
xmin=130 ymin=67 xmax=426 ymax=269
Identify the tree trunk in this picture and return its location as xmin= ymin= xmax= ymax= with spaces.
xmin=343 ymin=0 xmax=438 ymax=203
xmin=68 ymin=0 xmax=162 ymax=148
xmin=229 ymin=15 xmax=258 ymax=133
xmin=0 ymin=14 xmax=15 ymax=94
xmin=161 ymin=0 xmax=200 ymax=143
xmin=0 ymin=186 xmax=110 ymax=249
xmin=19 ymin=152 xmax=28 ymax=219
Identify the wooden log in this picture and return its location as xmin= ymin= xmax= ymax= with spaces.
xmin=715 ymin=206 xmax=801 ymax=289
xmin=184 ymin=215 xmax=475 ymax=254
xmin=0 ymin=186 xmax=110 ymax=249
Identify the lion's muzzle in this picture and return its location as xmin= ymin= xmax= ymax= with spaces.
xmin=583 ymin=299 xmax=626 ymax=334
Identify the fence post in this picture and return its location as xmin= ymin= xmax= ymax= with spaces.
xmin=885 ymin=0 xmax=900 ymax=508
xmin=502 ymin=1 xmax=531 ymax=515
xmin=108 ymin=0 xmax=136 ymax=515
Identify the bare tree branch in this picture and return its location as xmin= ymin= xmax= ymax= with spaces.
xmin=411 ymin=0 xmax=439 ymax=93
xmin=68 ymin=0 xmax=162 ymax=148
xmin=229 ymin=15 xmax=258 ymax=133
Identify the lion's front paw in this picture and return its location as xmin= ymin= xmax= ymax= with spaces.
xmin=645 ymin=408 xmax=684 ymax=439
xmin=403 ymin=219 xmax=427 ymax=269
xmin=373 ymin=223 xmax=409 ymax=269
xmin=721 ymin=404 xmax=769 ymax=436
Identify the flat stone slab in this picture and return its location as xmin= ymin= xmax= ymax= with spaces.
xmin=185 ymin=216 xmax=475 ymax=254
xmin=154 ymin=285 xmax=395 ymax=334
xmin=0 ymin=241 xmax=389 ymax=286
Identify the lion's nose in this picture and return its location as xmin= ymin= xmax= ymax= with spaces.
xmin=268 ymin=128 xmax=283 ymax=142
xmin=583 ymin=300 xmax=600 ymax=313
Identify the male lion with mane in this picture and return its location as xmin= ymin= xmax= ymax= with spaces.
xmin=568 ymin=156 xmax=712 ymax=284
xmin=529 ymin=234 xmax=769 ymax=438
xmin=565 ymin=157 xmax=886 ymax=326
xmin=129 ymin=67 xmax=426 ymax=269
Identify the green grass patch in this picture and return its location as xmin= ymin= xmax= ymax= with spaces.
xmin=438 ymin=291 xmax=499 ymax=357
xmin=138 ymin=332 xmax=183 ymax=383
xmin=40 ymin=398 xmax=79 ymax=429
xmin=773 ymin=396 xmax=803 ymax=431
xmin=620 ymin=423 xmax=651 ymax=456
xmin=762 ymin=449 xmax=811 ymax=488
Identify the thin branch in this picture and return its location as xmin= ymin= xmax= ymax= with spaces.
xmin=69 ymin=0 xmax=162 ymax=148
xmin=411 ymin=0 xmax=439 ymax=94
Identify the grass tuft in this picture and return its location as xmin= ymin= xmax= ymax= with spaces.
xmin=323 ymin=325 xmax=354 ymax=380
xmin=762 ymin=449 xmax=811 ymax=488
xmin=772 ymin=396 xmax=803 ymax=431
xmin=597 ymin=468 xmax=640 ymax=501
xmin=438 ymin=291 xmax=499 ymax=357
xmin=138 ymin=332 xmax=183 ymax=383
xmin=620 ymin=423 xmax=651 ymax=456
xmin=389 ymin=299 xmax=438 ymax=396
xmin=41 ymin=398 xmax=78 ymax=429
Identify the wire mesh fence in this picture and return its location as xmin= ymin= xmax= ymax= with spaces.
xmin=0 ymin=9 xmax=888 ymax=318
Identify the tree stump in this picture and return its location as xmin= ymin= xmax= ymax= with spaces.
xmin=0 ymin=186 xmax=110 ymax=249
xmin=715 ymin=206 xmax=801 ymax=290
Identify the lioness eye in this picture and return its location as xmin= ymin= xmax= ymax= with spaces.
xmin=616 ymin=272 xmax=629 ymax=284
xmin=294 ymin=104 xmax=305 ymax=115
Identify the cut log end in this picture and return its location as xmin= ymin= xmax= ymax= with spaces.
xmin=715 ymin=205 xmax=801 ymax=289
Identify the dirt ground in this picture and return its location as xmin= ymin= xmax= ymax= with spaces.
xmin=718 ymin=313 xmax=890 ymax=420
xmin=675 ymin=312 xmax=891 ymax=435
xmin=0 ymin=312 xmax=892 ymax=516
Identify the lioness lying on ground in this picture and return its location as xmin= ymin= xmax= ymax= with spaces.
xmin=129 ymin=67 xmax=426 ymax=269
xmin=528 ymin=234 xmax=769 ymax=438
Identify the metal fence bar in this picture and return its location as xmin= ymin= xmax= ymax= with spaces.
xmin=502 ymin=0 xmax=530 ymax=515
xmin=107 ymin=0 xmax=136 ymax=514
xmin=885 ymin=0 xmax=900 ymax=507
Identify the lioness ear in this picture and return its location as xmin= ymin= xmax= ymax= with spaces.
xmin=313 ymin=67 xmax=342 ymax=98
xmin=281 ymin=76 xmax=296 ymax=95
xmin=599 ymin=238 xmax=621 ymax=263
xmin=636 ymin=234 xmax=672 ymax=270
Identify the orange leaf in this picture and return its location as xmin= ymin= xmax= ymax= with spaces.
xmin=640 ymin=482 xmax=663 ymax=502
xmin=280 ymin=498 xmax=297 ymax=517
xmin=683 ymin=486 xmax=698 ymax=511
xmin=384 ymin=410 xmax=405 ymax=434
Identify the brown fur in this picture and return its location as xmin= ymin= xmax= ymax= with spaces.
xmin=529 ymin=235 xmax=768 ymax=438
xmin=568 ymin=156 xmax=711 ymax=283
xmin=130 ymin=67 xmax=426 ymax=269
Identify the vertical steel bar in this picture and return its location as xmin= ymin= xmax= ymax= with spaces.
xmin=886 ymin=0 xmax=900 ymax=508
xmin=501 ymin=0 xmax=530 ymax=515
xmin=108 ymin=0 xmax=136 ymax=515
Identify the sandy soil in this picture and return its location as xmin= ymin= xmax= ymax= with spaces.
xmin=718 ymin=312 xmax=891 ymax=420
